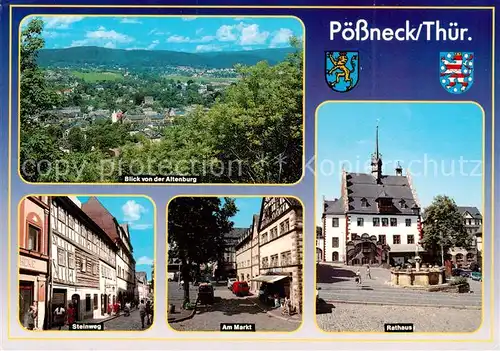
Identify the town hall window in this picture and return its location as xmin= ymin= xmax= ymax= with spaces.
xmin=378 ymin=235 xmax=386 ymax=244
xmin=382 ymin=218 xmax=388 ymax=227
xmin=407 ymin=235 xmax=415 ymax=244
xmin=393 ymin=235 xmax=401 ymax=244
xmin=373 ymin=218 xmax=380 ymax=226
xmin=332 ymin=237 xmax=339 ymax=248
xmin=361 ymin=198 xmax=368 ymax=207
xmin=332 ymin=217 xmax=339 ymax=227
xmin=357 ymin=218 xmax=364 ymax=227
xmin=405 ymin=219 xmax=412 ymax=227
xmin=390 ymin=218 xmax=397 ymax=226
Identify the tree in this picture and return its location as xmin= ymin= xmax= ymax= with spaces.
xmin=67 ymin=127 xmax=88 ymax=152
xmin=168 ymin=197 xmax=238 ymax=305
xmin=20 ymin=18 xmax=62 ymax=182
xmin=421 ymin=195 xmax=472 ymax=264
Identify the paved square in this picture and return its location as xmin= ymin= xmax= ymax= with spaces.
xmin=316 ymin=264 xmax=482 ymax=332
xmin=168 ymin=282 xmax=300 ymax=332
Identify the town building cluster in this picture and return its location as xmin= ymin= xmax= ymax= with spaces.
xmin=233 ymin=197 xmax=303 ymax=313
xmin=19 ymin=196 xmax=151 ymax=330
xmin=318 ymin=127 xmax=482 ymax=267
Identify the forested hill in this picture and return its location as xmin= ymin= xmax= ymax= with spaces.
xmin=37 ymin=46 xmax=296 ymax=69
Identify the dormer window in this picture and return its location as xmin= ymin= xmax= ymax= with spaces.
xmin=361 ymin=198 xmax=368 ymax=207
xmin=399 ymin=199 xmax=407 ymax=208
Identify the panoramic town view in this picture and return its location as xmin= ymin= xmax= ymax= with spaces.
xmin=19 ymin=196 xmax=155 ymax=331
xmin=315 ymin=103 xmax=483 ymax=332
xmin=19 ymin=16 xmax=304 ymax=184
xmin=167 ymin=196 xmax=303 ymax=331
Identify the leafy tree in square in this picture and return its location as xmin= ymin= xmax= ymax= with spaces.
xmin=421 ymin=195 xmax=472 ymax=265
xmin=168 ymin=197 xmax=238 ymax=305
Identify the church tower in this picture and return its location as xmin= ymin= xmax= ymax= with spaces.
xmin=371 ymin=124 xmax=383 ymax=183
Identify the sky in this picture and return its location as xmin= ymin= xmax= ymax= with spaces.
xmin=222 ymin=197 xmax=262 ymax=228
xmin=316 ymin=102 xmax=483 ymax=222
xmin=78 ymin=196 xmax=155 ymax=280
xmin=27 ymin=16 xmax=303 ymax=53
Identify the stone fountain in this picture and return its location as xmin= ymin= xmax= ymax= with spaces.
xmin=390 ymin=256 xmax=444 ymax=288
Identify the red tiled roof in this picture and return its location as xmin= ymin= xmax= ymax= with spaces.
xmin=81 ymin=197 xmax=119 ymax=242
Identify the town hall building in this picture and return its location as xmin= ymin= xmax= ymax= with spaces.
xmin=321 ymin=126 xmax=423 ymax=266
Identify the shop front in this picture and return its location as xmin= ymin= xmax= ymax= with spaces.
xmin=19 ymin=253 xmax=48 ymax=330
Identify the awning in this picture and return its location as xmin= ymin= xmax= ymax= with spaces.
xmin=250 ymin=275 xmax=288 ymax=283
xmin=390 ymin=244 xmax=425 ymax=253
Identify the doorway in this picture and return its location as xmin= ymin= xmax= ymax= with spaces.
xmin=19 ymin=281 xmax=34 ymax=328
xmin=71 ymin=294 xmax=80 ymax=321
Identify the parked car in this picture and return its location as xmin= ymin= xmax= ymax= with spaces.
xmin=167 ymin=272 xmax=176 ymax=281
xmin=452 ymin=268 xmax=471 ymax=278
xmin=232 ymin=281 xmax=250 ymax=297
xmin=227 ymin=278 xmax=237 ymax=290
xmin=471 ymin=271 xmax=482 ymax=281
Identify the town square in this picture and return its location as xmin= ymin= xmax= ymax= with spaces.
xmin=315 ymin=102 xmax=483 ymax=332
xmin=167 ymin=197 xmax=303 ymax=331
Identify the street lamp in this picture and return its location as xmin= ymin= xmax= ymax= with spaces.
xmin=435 ymin=219 xmax=445 ymax=266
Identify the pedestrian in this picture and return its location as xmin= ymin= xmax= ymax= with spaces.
xmin=53 ymin=304 xmax=66 ymax=330
xmin=145 ymin=300 xmax=152 ymax=325
xmin=67 ymin=303 xmax=76 ymax=327
xmin=138 ymin=299 xmax=146 ymax=329
xmin=27 ymin=303 xmax=37 ymax=330
xmin=366 ymin=265 xmax=372 ymax=279
xmin=355 ymin=269 xmax=361 ymax=285
xmin=125 ymin=301 xmax=131 ymax=316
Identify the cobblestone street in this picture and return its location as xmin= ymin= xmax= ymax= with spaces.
xmin=316 ymin=264 xmax=482 ymax=332
xmin=168 ymin=282 xmax=300 ymax=331
xmin=317 ymin=303 xmax=482 ymax=332
xmin=103 ymin=309 xmax=153 ymax=330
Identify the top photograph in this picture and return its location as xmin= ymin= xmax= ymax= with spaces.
xmin=17 ymin=15 xmax=305 ymax=185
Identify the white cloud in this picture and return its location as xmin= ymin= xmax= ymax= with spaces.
xmin=182 ymin=17 xmax=197 ymax=21
xmin=239 ymin=24 xmax=269 ymax=45
xmin=194 ymin=35 xmax=215 ymax=43
xmin=149 ymin=29 xmax=167 ymax=36
xmin=129 ymin=223 xmax=153 ymax=230
xmin=196 ymin=44 xmax=223 ymax=52
xmin=136 ymin=256 xmax=154 ymax=266
xmin=215 ymin=22 xmax=269 ymax=45
xmin=167 ymin=35 xmax=190 ymax=43
xmin=103 ymin=41 xmax=116 ymax=49
xmin=242 ymin=47 xmax=254 ymax=51
xmin=216 ymin=24 xmax=238 ymax=42
xmin=42 ymin=16 xmax=84 ymax=29
xmin=120 ymin=18 xmax=142 ymax=24
xmin=147 ymin=39 xmax=160 ymax=50
xmin=43 ymin=31 xmax=68 ymax=39
xmin=196 ymin=28 xmax=204 ymax=35
xmin=71 ymin=27 xmax=134 ymax=47
xmin=270 ymin=28 xmax=293 ymax=47
xmin=122 ymin=200 xmax=147 ymax=221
